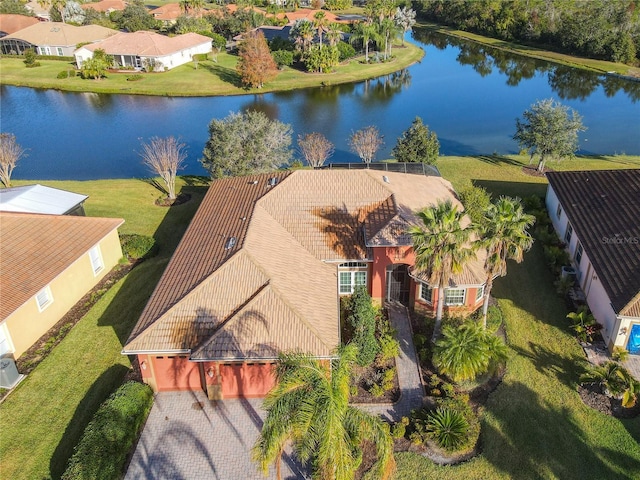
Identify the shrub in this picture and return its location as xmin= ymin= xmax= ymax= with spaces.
xmin=391 ymin=417 xmax=409 ymax=439
xmin=62 ymin=382 xmax=153 ymax=480
xmin=126 ymin=74 xmax=143 ymax=82
xmin=378 ymin=334 xmax=400 ymax=362
xmin=613 ymin=347 xmax=630 ymax=362
xmin=57 ymin=69 xmax=75 ymax=79
xmin=382 ymin=367 xmax=396 ymax=391
xmin=426 ymin=408 xmax=469 ymax=451
xmin=458 ymin=184 xmax=492 ymax=225
xmin=119 ymin=233 xmax=157 ymax=260
xmin=337 ymin=41 xmax=356 ymax=61
xmin=543 ymin=244 xmax=570 ymax=274
xmin=272 ymin=49 xmax=294 ymax=69
xmin=23 ymin=48 xmax=40 ymax=67
xmin=369 ymin=383 xmax=385 ymax=398
xmin=347 ymin=286 xmax=380 ymax=366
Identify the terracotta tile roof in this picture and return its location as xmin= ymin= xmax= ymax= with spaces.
xmin=547 ymin=169 xmax=640 ymax=316
xmin=150 ymin=3 xmax=185 ymax=20
xmin=82 ymin=31 xmax=211 ymax=57
xmin=0 ymin=212 xmax=124 ymax=320
xmin=284 ymin=8 xmax=345 ymax=24
xmin=123 ymin=169 xmax=485 ymax=359
xmin=0 ymin=14 xmax=39 ymax=35
xmin=80 ymin=0 xmax=127 ymax=13
xmin=2 ymin=22 xmax=117 ymax=46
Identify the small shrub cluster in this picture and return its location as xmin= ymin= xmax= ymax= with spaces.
xmin=345 ymin=286 xmax=380 ymax=366
xmin=119 ymin=233 xmax=157 ymax=261
xmin=458 ymin=185 xmax=492 ymax=225
xmin=62 ymin=381 xmax=154 ymax=480
xmin=57 ymin=69 xmax=76 ymax=79
xmin=363 ymin=366 xmax=396 ymax=397
xmin=23 ymin=49 xmax=40 ymax=68
xmin=126 ymin=74 xmax=143 ymax=82
xmin=337 ymin=41 xmax=356 ymax=61
xmin=567 ymin=307 xmax=602 ymax=344
xmin=471 ymin=305 xmax=503 ymax=333
xmin=413 ymin=332 xmax=430 ymax=364
xmin=391 ymin=416 xmax=409 ymax=439
xmin=427 ymin=373 xmax=455 ymax=398
xmin=581 ymin=361 xmax=640 ymax=408
xmin=408 ymin=394 xmax=480 ymax=453
xmin=272 ymin=50 xmax=294 ymax=69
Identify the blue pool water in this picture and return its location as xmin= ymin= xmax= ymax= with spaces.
xmin=628 ymin=324 xmax=640 ymax=355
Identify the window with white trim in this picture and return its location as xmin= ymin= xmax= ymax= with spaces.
xmin=56 ymin=47 xmax=63 ymax=56
xmin=444 ymin=288 xmax=465 ymax=306
xmin=556 ymin=204 xmax=562 ymax=219
xmin=419 ymin=283 xmax=432 ymax=303
xmin=89 ymin=245 xmax=104 ymax=275
xmin=565 ymin=223 xmax=573 ymax=244
xmin=338 ymin=262 xmax=368 ymax=294
xmin=36 ymin=286 xmax=53 ymax=311
xmin=475 ymin=285 xmax=485 ymax=302
xmin=575 ymin=242 xmax=583 ymax=265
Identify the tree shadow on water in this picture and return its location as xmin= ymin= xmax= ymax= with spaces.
xmin=482 ymin=381 xmax=640 ymax=480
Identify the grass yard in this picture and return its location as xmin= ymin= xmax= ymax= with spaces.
xmin=371 ymin=155 xmax=640 ymax=480
xmin=0 ymin=178 xmax=207 ymax=480
xmin=0 ymin=43 xmax=423 ymax=96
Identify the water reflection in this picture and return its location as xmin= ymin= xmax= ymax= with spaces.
xmin=413 ymin=27 xmax=639 ymax=103
xmin=361 ymin=70 xmax=412 ymax=105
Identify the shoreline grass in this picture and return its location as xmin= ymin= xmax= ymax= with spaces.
xmin=0 ymin=43 xmax=424 ymax=97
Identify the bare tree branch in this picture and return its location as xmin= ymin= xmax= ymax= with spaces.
xmin=298 ymin=132 xmax=334 ymax=168
xmin=140 ymin=136 xmax=187 ymax=200
xmin=0 ymin=133 xmax=26 ymax=188
xmin=349 ymin=126 xmax=384 ymax=164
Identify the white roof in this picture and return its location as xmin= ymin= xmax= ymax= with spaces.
xmin=0 ymin=184 xmax=88 ymax=214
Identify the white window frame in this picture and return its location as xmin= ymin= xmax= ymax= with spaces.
xmin=56 ymin=47 xmax=63 ymax=56
xmin=565 ymin=223 xmax=573 ymax=244
xmin=39 ymin=46 xmax=51 ymax=55
xmin=36 ymin=285 xmax=53 ymax=312
xmin=0 ymin=323 xmax=14 ymax=356
xmin=575 ymin=242 xmax=583 ymax=266
xmin=475 ymin=285 xmax=485 ymax=302
xmin=89 ymin=245 xmax=104 ymax=275
xmin=444 ymin=288 xmax=465 ymax=306
xmin=338 ymin=262 xmax=368 ymax=295
xmin=419 ymin=283 xmax=433 ymax=304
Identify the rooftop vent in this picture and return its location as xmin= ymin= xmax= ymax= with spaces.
xmin=382 ymin=175 xmax=390 ymax=183
xmin=224 ymin=237 xmax=236 ymax=250
xmin=250 ymin=180 xmax=258 ymax=185
xmin=268 ymin=177 xmax=278 ymax=187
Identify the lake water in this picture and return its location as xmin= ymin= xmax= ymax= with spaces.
xmin=2 ymin=28 xmax=639 ymax=180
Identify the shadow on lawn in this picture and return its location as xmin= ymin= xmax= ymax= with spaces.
xmin=482 ymin=381 xmax=640 ymax=480
xmin=510 ymin=341 xmax=588 ymax=387
xmin=201 ymin=62 xmax=242 ymax=88
xmin=49 ymin=364 xmax=129 ymax=479
xmin=472 ymin=179 xmax=547 ymax=199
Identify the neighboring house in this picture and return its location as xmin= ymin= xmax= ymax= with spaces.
xmin=150 ymin=2 xmax=206 ymax=26
xmin=74 ymin=31 xmax=212 ymax=71
xmin=0 ymin=14 xmax=40 ymax=38
xmin=122 ymin=170 xmax=486 ymax=397
xmin=233 ymin=25 xmax=292 ymax=43
xmin=0 ymin=213 xmax=124 ymax=359
xmin=24 ymin=1 xmax=50 ymax=21
xmin=0 ymin=22 xmax=117 ymax=55
xmin=80 ymin=0 xmax=127 ymax=14
xmin=546 ymin=169 xmax=640 ymax=353
xmin=281 ymin=8 xmax=349 ymax=25
xmin=0 ymin=184 xmax=87 ymax=216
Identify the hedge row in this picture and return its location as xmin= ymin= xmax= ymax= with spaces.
xmin=119 ymin=233 xmax=157 ymax=260
xmin=62 ymin=381 xmax=154 ymax=480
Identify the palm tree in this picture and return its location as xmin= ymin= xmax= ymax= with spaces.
xmin=394 ymin=6 xmax=416 ymax=47
xmin=479 ymin=197 xmax=535 ymax=328
xmin=253 ymin=344 xmax=395 ymax=480
xmin=433 ymin=320 xmax=508 ymax=382
xmin=580 ymin=361 xmax=627 ymax=397
xmin=313 ymin=11 xmax=328 ymax=49
xmin=566 ymin=307 xmax=602 ymax=343
xmin=408 ymin=200 xmax=477 ymax=341
xmin=350 ymin=21 xmax=378 ymax=63
xmin=290 ymin=19 xmax=315 ymax=53
xmin=326 ymin=22 xmax=343 ymax=47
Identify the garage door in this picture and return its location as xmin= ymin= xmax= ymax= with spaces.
xmin=220 ymin=363 xmax=275 ymax=398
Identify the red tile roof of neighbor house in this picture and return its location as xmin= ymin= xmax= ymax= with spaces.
xmin=282 ymin=8 xmax=347 ymax=24
xmin=0 ymin=212 xmax=124 ymax=321
xmin=81 ymin=31 xmax=212 ymax=56
xmin=0 ymin=14 xmax=40 ymax=36
xmin=546 ymin=169 xmax=640 ymax=316
xmin=123 ymin=170 xmax=486 ymax=360
xmin=80 ymin=0 xmax=127 ymax=13
xmin=2 ymin=22 xmax=117 ymax=46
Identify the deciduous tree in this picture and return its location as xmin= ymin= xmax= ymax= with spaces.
xmin=392 ymin=116 xmax=439 ymax=164
xmin=0 ymin=133 xmax=25 ymax=188
xmin=394 ymin=6 xmax=416 ymax=46
xmin=140 ymin=136 xmax=186 ymax=200
xmin=297 ymin=132 xmax=334 ymax=168
xmin=201 ymin=110 xmax=292 ymax=178
xmin=513 ymin=98 xmax=587 ymax=172
xmin=349 ymin=126 xmax=383 ymax=164
xmin=237 ymin=30 xmax=278 ymax=88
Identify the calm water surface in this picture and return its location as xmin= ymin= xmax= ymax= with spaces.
xmin=2 ymin=29 xmax=639 ymax=180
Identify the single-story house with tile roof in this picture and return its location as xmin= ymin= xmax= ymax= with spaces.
xmin=0 ymin=184 xmax=88 ymax=216
xmin=74 ymin=30 xmax=212 ymax=71
xmin=546 ymin=169 xmax=640 ymax=353
xmin=149 ymin=2 xmax=205 ymax=25
xmin=0 ymin=22 xmax=117 ymax=55
xmin=123 ymin=169 xmax=487 ymax=397
xmin=24 ymin=1 xmax=50 ymax=21
xmin=0 ymin=213 xmax=124 ymax=359
xmin=0 ymin=14 xmax=40 ymax=38
xmin=81 ymin=0 xmax=127 ymax=14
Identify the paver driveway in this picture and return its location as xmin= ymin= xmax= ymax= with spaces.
xmin=125 ymin=391 xmax=308 ymax=480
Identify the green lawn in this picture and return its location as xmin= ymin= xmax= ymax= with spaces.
xmin=0 ymin=43 xmax=423 ymax=96
xmin=0 ymin=178 xmax=207 ymax=480
xmin=375 ymin=155 xmax=640 ymax=480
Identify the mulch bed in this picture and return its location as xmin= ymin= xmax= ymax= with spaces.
xmin=349 ymin=358 xmax=401 ymax=404
xmin=578 ymin=382 xmax=640 ymax=419
xmin=155 ymin=192 xmax=191 ymax=207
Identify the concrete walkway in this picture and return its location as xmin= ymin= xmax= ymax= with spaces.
xmin=125 ymin=393 xmax=308 ymax=480
xmin=359 ymin=302 xmax=425 ymax=421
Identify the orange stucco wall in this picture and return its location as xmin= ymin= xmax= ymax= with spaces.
xmin=370 ymin=246 xmax=416 ymax=301
xmin=414 ymin=283 xmax=485 ymax=316
xmin=149 ymin=355 xmax=203 ymax=391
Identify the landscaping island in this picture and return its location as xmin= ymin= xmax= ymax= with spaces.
xmin=0 ymin=42 xmax=424 ymax=97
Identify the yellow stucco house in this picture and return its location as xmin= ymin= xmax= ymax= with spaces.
xmin=0 ymin=212 xmax=124 ymax=361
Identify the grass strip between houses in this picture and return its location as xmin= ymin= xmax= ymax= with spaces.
xmin=1 ymin=156 xmax=640 ymax=479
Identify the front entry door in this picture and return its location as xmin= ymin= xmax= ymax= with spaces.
xmin=386 ymin=264 xmax=410 ymax=305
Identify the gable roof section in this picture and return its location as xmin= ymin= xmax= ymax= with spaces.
xmin=0 ymin=184 xmax=87 ymax=214
xmin=2 ymin=22 xmax=117 ymax=46
xmin=0 ymin=14 xmax=40 ymax=36
xmin=546 ymin=169 xmax=640 ymax=315
xmin=82 ymin=31 xmax=211 ymax=57
xmin=81 ymin=0 xmax=127 ymax=12
xmin=0 ymin=212 xmax=124 ymax=320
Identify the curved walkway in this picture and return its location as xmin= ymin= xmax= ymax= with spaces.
xmin=359 ymin=302 xmax=425 ymax=421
